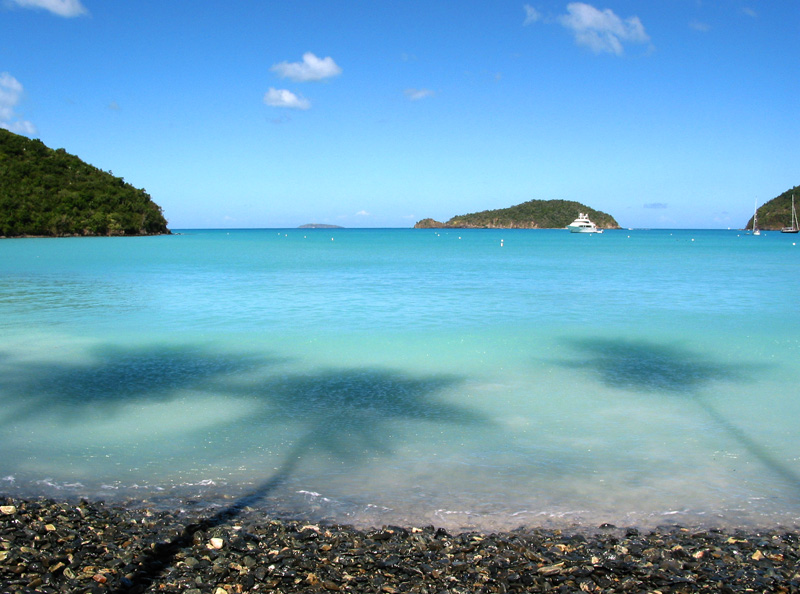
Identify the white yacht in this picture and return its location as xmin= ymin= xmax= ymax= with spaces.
xmin=567 ymin=213 xmax=603 ymax=233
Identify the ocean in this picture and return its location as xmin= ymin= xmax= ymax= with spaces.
xmin=1 ymin=228 xmax=798 ymax=531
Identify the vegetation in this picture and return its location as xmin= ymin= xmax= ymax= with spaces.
xmin=0 ymin=129 xmax=169 ymax=237
xmin=414 ymin=199 xmax=619 ymax=229
xmin=747 ymin=186 xmax=799 ymax=230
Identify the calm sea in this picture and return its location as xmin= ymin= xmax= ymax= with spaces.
xmin=1 ymin=228 xmax=798 ymax=531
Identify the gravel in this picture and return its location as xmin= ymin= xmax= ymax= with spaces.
xmin=2 ymin=496 xmax=799 ymax=593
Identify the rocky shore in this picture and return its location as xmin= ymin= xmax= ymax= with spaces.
xmin=2 ymin=496 xmax=799 ymax=593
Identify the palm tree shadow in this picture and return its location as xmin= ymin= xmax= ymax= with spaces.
xmin=1 ymin=343 xmax=488 ymax=592
xmin=559 ymin=337 xmax=800 ymax=492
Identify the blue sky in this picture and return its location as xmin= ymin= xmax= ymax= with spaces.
xmin=1 ymin=0 xmax=797 ymax=229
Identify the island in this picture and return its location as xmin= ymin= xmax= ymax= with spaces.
xmin=0 ymin=129 xmax=170 ymax=237
xmin=414 ymin=199 xmax=619 ymax=230
xmin=747 ymin=186 xmax=799 ymax=231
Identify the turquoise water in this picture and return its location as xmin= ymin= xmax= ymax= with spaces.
xmin=1 ymin=228 xmax=799 ymax=531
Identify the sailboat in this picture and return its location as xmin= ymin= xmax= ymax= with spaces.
xmin=751 ymin=200 xmax=761 ymax=235
xmin=781 ymin=194 xmax=799 ymax=234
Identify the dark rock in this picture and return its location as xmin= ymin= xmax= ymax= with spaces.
xmin=1 ymin=496 xmax=799 ymax=593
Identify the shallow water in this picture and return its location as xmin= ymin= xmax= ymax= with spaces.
xmin=1 ymin=228 xmax=799 ymax=531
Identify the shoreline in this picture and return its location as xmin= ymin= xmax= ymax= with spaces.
xmin=2 ymin=496 xmax=798 ymax=593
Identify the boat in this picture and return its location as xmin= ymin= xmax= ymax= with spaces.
xmin=781 ymin=194 xmax=799 ymax=233
xmin=751 ymin=201 xmax=761 ymax=235
xmin=567 ymin=213 xmax=603 ymax=234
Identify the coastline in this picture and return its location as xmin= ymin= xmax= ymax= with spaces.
xmin=2 ymin=496 xmax=798 ymax=593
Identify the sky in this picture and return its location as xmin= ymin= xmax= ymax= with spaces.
xmin=1 ymin=0 xmax=798 ymax=229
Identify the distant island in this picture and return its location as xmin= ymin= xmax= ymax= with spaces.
xmin=748 ymin=186 xmax=799 ymax=230
xmin=0 ymin=129 xmax=169 ymax=237
xmin=415 ymin=199 xmax=619 ymax=230
xmin=298 ymin=224 xmax=344 ymax=229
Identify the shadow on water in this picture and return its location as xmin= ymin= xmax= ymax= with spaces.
xmin=0 ymin=342 xmax=484 ymax=592
xmin=560 ymin=337 xmax=800 ymax=493
xmin=0 ymin=343 xmax=282 ymax=422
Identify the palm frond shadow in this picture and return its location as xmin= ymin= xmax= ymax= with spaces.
xmin=559 ymin=337 xmax=799 ymax=491
xmin=0 ymin=343 xmax=281 ymax=424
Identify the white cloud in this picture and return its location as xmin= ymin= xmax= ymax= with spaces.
xmin=263 ymin=87 xmax=311 ymax=110
xmin=689 ymin=20 xmax=710 ymax=32
xmin=0 ymin=72 xmax=36 ymax=135
xmin=523 ymin=4 xmax=541 ymax=25
xmin=356 ymin=210 xmax=370 ymax=216
xmin=404 ymin=88 xmax=435 ymax=101
xmin=741 ymin=7 xmax=757 ymax=18
xmin=558 ymin=2 xmax=650 ymax=55
xmin=271 ymin=52 xmax=342 ymax=82
xmin=10 ymin=0 xmax=87 ymax=17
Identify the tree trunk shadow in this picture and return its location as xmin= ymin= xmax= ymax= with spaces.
xmin=114 ymin=435 xmax=311 ymax=593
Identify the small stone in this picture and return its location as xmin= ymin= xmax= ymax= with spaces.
xmin=752 ymin=550 xmax=764 ymax=561
xmin=0 ymin=506 xmax=16 ymax=515
xmin=208 ymin=537 xmax=224 ymax=550
xmin=49 ymin=561 xmax=66 ymax=573
xmin=539 ymin=562 xmax=565 ymax=576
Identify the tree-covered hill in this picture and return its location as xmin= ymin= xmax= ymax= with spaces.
xmin=414 ymin=199 xmax=619 ymax=229
xmin=747 ymin=186 xmax=799 ymax=231
xmin=0 ymin=129 xmax=169 ymax=237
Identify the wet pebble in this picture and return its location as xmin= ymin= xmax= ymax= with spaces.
xmin=1 ymin=496 xmax=799 ymax=593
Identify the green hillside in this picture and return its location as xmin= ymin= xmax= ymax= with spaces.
xmin=747 ymin=186 xmax=799 ymax=231
xmin=0 ymin=129 xmax=169 ymax=237
xmin=414 ymin=199 xmax=619 ymax=229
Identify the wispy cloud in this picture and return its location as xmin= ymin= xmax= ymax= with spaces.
xmin=557 ymin=2 xmax=650 ymax=55
xmin=404 ymin=88 xmax=435 ymax=101
xmin=742 ymin=7 xmax=757 ymax=18
xmin=523 ymin=4 xmax=541 ymax=25
xmin=271 ymin=52 xmax=342 ymax=82
xmin=689 ymin=20 xmax=710 ymax=32
xmin=10 ymin=0 xmax=87 ymax=17
xmin=263 ymin=88 xmax=310 ymax=110
xmin=0 ymin=72 xmax=36 ymax=135
xmin=644 ymin=202 xmax=668 ymax=209
xmin=356 ymin=210 xmax=370 ymax=216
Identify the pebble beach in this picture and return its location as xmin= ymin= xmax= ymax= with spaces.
xmin=2 ymin=496 xmax=799 ymax=593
